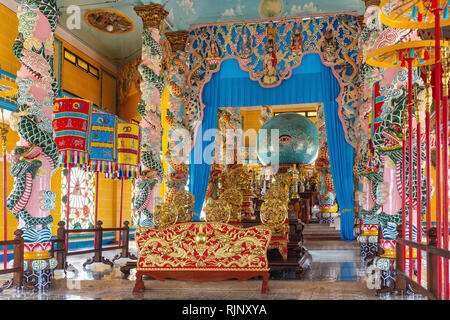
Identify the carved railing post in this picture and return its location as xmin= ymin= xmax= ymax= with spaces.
xmin=8 ymin=0 xmax=60 ymax=290
xmin=122 ymin=221 xmax=130 ymax=258
xmin=133 ymin=4 xmax=168 ymax=227
xmin=13 ymin=229 xmax=24 ymax=287
xmin=94 ymin=220 xmax=103 ymax=263
xmin=56 ymin=220 xmax=66 ymax=269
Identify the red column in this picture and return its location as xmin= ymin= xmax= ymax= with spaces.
xmin=425 ymin=73 xmax=432 ymax=234
xmin=408 ymin=59 xmax=414 ymax=279
xmin=433 ymin=1 xmax=443 ymax=299
xmin=443 ymin=92 xmax=449 ymax=300
xmin=3 ymin=151 xmax=7 ymax=269
xmin=402 ymin=113 xmax=407 ymax=275
xmin=416 ymin=100 xmax=422 ymax=285
xmin=94 ymin=171 xmax=99 ymax=248
xmin=118 ymin=178 xmax=124 ymax=247
xmin=65 ymin=165 xmax=72 ymax=252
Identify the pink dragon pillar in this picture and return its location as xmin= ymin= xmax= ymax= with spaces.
xmin=7 ymin=0 xmax=60 ymax=289
xmin=133 ymin=4 xmax=168 ymax=227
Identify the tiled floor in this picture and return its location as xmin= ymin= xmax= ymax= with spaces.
xmin=0 ymin=235 xmax=428 ymax=300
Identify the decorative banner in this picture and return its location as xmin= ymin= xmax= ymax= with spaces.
xmin=115 ymin=121 xmax=140 ymax=179
xmin=53 ymin=98 xmax=92 ymax=167
xmin=88 ymin=113 xmax=117 ymax=173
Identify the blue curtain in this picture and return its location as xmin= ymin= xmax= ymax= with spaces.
xmin=189 ymin=53 xmax=355 ymax=240
xmin=324 ymin=100 xmax=355 ymax=241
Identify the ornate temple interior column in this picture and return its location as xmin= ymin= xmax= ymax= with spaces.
xmin=163 ymin=30 xmax=190 ymax=203
xmin=7 ymin=0 xmax=60 ymax=289
xmin=133 ymin=4 xmax=168 ymax=227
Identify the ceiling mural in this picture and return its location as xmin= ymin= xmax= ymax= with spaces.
xmin=55 ymin=0 xmax=365 ymax=66
xmin=85 ymin=9 xmax=134 ymax=34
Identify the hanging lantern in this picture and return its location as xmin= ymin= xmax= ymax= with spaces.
xmin=53 ymin=98 xmax=92 ymax=168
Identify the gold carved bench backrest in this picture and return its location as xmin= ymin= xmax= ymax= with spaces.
xmin=217 ymin=188 xmax=243 ymax=222
xmin=260 ymin=185 xmax=289 ymax=235
xmin=153 ymin=202 xmax=178 ymax=229
xmin=205 ymin=198 xmax=233 ymax=224
xmin=172 ymin=190 xmax=195 ymax=223
xmin=153 ymin=190 xmax=195 ymax=229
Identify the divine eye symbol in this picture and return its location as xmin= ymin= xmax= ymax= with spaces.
xmin=279 ymin=135 xmax=292 ymax=144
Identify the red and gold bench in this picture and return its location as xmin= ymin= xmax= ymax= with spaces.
xmin=133 ymin=222 xmax=271 ymax=294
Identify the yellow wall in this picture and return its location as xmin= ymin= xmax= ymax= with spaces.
xmin=0 ymin=125 xmax=19 ymax=239
xmin=0 ymin=3 xmax=126 ymax=240
xmin=239 ymin=109 xmax=262 ymax=147
xmin=59 ymin=38 xmax=117 ymax=114
xmin=0 ymin=4 xmax=20 ymax=76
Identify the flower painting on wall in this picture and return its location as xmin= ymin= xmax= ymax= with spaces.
xmin=61 ymin=167 xmax=96 ymax=229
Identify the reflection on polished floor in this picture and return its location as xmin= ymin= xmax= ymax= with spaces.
xmin=0 ymin=238 xmax=427 ymax=300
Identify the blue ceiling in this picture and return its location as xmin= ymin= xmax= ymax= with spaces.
xmin=55 ymin=0 xmax=365 ymax=66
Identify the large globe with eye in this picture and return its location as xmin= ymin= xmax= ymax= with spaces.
xmin=256 ymin=113 xmax=319 ymax=165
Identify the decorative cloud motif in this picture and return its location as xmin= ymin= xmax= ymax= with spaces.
xmin=222 ymin=8 xmax=236 ymax=17
xmin=179 ymin=0 xmax=195 ymax=14
xmin=290 ymin=2 xmax=321 ymax=15
xmin=221 ymin=2 xmax=245 ymax=18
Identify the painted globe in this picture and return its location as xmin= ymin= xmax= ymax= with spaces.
xmin=256 ymin=113 xmax=319 ymax=165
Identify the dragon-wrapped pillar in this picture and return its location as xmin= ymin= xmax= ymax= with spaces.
xmin=7 ymin=0 xmax=60 ymax=289
xmin=162 ymin=30 xmax=190 ymax=203
xmin=133 ymin=4 xmax=168 ymax=227
xmin=356 ymin=1 xmax=428 ymax=291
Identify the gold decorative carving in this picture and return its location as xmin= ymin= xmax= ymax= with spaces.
xmin=260 ymin=186 xmax=289 ymax=237
xmin=165 ymin=31 xmax=189 ymax=52
xmin=134 ymin=4 xmax=168 ymax=29
xmin=205 ymin=198 xmax=232 ymax=224
xmin=117 ymin=56 xmax=142 ymax=108
xmin=171 ymin=190 xmax=194 ymax=223
xmin=217 ymin=166 xmax=254 ymax=220
xmin=218 ymin=188 xmax=243 ymax=222
xmin=153 ymin=202 xmax=177 ymax=229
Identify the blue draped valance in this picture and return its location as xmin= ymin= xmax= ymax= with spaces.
xmin=189 ymin=53 xmax=355 ymax=241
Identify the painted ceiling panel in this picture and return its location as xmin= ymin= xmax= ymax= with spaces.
xmin=55 ymin=0 xmax=365 ymax=66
